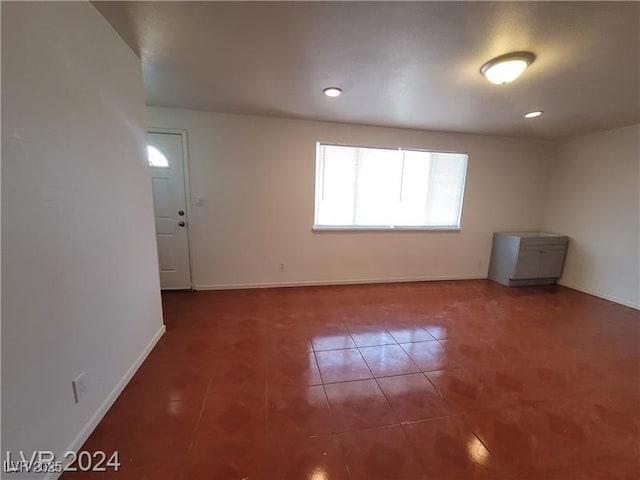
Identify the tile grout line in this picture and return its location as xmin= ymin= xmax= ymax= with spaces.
xmin=337 ymin=319 xmax=405 ymax=471
xmin=315 ymin=320 xmax=353 ymax=477
xmin=347 ymin=325 xmax=435 ymax=476
xmin=395 ymin=339 xmax=452 ymax=397
xmin=155 ymin=285 xmax=638 ymax=479
xmin=376 ymin=327 xmax=465 ymax=453
xmin=346 ymin=326 xmax=403 ymax=427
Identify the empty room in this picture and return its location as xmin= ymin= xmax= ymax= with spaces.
xmin=2 ymin=1 xmax=639 ymax=479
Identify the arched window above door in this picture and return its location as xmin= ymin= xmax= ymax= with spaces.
xmin=147 ymin=145 xmax=169 ymax=167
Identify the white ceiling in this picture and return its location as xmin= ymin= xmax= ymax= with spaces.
xmin=96 ymin=1 xmax=640 ymax=140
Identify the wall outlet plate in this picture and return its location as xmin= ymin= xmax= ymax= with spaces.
xmin=72 ymin=371 xmax=88 ymax=404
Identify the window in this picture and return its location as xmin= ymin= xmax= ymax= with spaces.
xmin=314 ymin=143 xmax=468 ymax=229
xmin=147 ymin=145 xmax=169 ymax=168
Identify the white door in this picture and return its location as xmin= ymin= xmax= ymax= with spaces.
xmin=147 ymin=132 xmax=192 ymax=290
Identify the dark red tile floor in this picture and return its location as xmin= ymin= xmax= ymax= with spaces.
xmin=66 ymin=280 xmax=640 ymax=479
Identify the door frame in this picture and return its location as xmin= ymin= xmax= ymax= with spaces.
xmin=148 ymin=127 xmax=196 ymax=290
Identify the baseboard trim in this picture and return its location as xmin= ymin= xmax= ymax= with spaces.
xmin=197 ymin=276 xmax=639 ymax=310
xmin=46 ymin=324 xmax=166 ymax=480
xmin=195 ymin=275 xmax=487 ymax=291
xmin=558 ymin=279 xmax=639 ymax=310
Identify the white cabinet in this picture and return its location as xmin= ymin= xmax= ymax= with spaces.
xmin=488 ymin=232 xmax=568 ymax=286
xmin=512 ymin=248 xmax=541 ymax=279
xmin=539 ymin=247 xmax=567 ymax=278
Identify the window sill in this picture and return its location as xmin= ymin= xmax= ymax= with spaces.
xmin=312 ymin=226 xmax=461 ymax=233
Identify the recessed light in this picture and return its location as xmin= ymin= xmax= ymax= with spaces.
xmin=480 ymin=52 xmax=536 ymax=85
xmin=524 ymin=110 xmax=543 ymax=119
xmin=323 ymin=87 xmax=343 ymax=97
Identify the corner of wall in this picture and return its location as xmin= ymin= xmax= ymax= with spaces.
xmin=539 ymin=141 xmax=562 ymax=231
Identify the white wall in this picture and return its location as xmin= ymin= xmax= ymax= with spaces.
xmin=543 ymin=125 xmax=640 ymax=308
xmin=148 ymin=107 xmax=552 ymax=289
xmin=2 ymin=3 xmax=165 ymax=477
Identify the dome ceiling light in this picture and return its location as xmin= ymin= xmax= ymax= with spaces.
xmin=525 ymin=110 xmax=543 ymax=119
xmin=323 ymin=87 xmax=343 ymax=97
xmin=480 ymin=52 xmax=536 ymax=85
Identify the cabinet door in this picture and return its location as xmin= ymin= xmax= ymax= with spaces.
xmin=539 ymin=248 xmax=566 ymax=278
xmin=512 ymin=249 xmax=542 ymax=279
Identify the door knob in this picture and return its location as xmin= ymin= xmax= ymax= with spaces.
xmin=178 ymin=210 xmax=185 ymax=216
xmin=178 ymin=221 xmax=186 ymax=227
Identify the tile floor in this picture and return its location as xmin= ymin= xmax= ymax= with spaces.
xmin=65 ymin=280 xmax=639 ymax=479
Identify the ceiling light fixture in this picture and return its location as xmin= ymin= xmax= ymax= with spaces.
xmin=524 ymin=110 xmax=543 ymax=119
xmin=480 ymin=52 xmax=536 ymax=85
xmin=323 ymin=87 xmax=343 ymax=97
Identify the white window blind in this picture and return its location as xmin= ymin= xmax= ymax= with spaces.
xmin=314 ymin=144 xmax=468 ymax=229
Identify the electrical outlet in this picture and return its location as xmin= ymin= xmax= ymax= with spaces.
xmin=279 ymin=263 xmax=286 ymax=272
xmin=72 ymin=372 xmax=88 ymax=404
